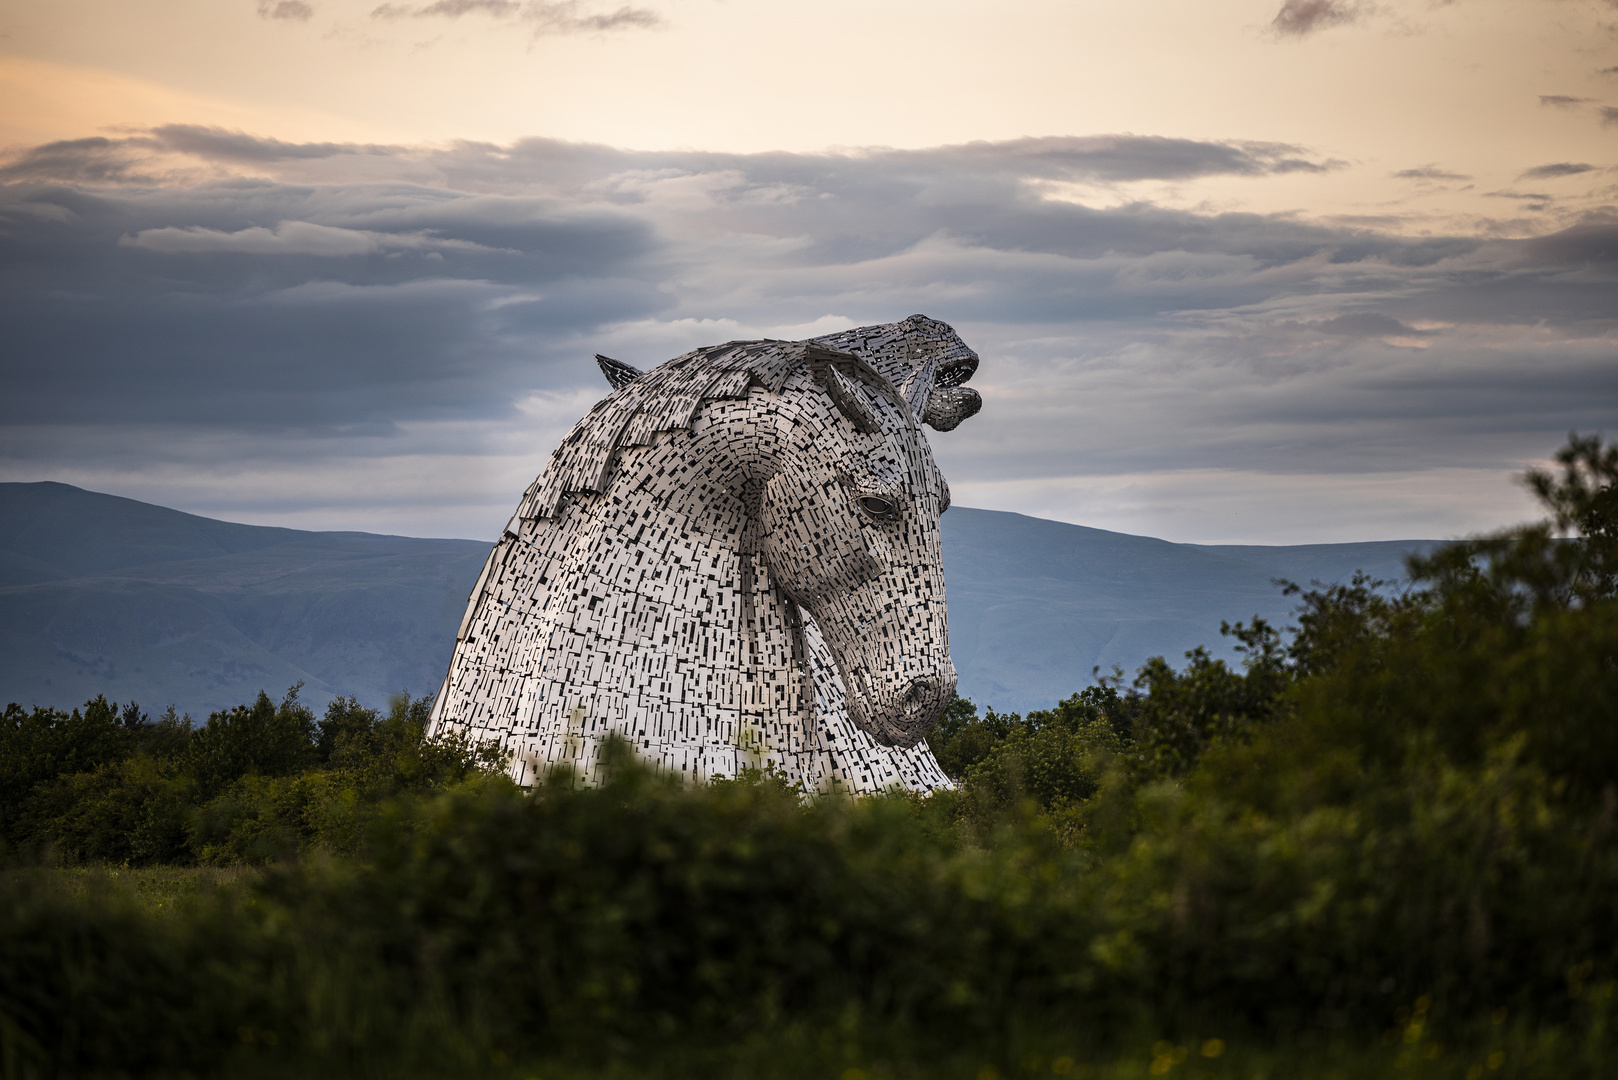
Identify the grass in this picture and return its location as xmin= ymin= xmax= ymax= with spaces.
xmin=4 ymin=864 xmax=259 ymax=914
xmin=370 ymin=1024 xmax=1598 ymax=1080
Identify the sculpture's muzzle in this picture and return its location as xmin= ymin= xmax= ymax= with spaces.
xmin=840 ymin=650 xmax=958 ymax=748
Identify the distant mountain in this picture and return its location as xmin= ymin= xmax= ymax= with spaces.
xmin=0 ymin=483 xmax=486 ymax=718
xmin=0 ymin=483 xmax=1438 ymax=718
xmin=940 ymin=508 xmax=1436 ymax=712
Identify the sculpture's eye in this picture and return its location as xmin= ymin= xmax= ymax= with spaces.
xmin=858 ymin=495 xmax=895 ymax=519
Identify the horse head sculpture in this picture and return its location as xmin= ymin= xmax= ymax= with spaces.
xmin=429 ymin=315 xmax=983 ymax=791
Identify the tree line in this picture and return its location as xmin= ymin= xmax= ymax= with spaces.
xmin=1 ymin=689 xmax=502 ymax=867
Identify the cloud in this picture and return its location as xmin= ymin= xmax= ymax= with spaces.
xmin=1393 ymin=165 xmax=1470 ymax=181
xmin=1309 ymin=312 xmax=1429 ymax=338
xmin=1519 ymin=162 xmax=1596 ymax=180
xmin=1539 ymin=95 xmax=1592 ymax=107
xmin=1603 ymin=107 xmax=1618 ymax=126
xmin=121 ymin=222 xmax=380 ymax=256
xmin=0 ymin=129 xmax=1345 ymax=193
xmin=370 ymin=0 xmax=659 ymax=32
xmin=909 ymin=135 xmax=1343 ymax=182
xmin=257 ymin=1 xmax=314 ymax=20
xmin=1524 ymin=222 xmax=1618 ymax=264
xmin=149 ymin=124 xmax=390 ymax=163
xmin=116 ymin=220 xmax=514 ymax=256
xmin=0 ymin=136 xmax=161 ymax=185
xmin=0 ymin=130 xmax=1612 ymax=544
xmin=1271 ymin=0 xmax=1365 ymax=38
xmin=373 ymin=0 xmax=519 ymax=15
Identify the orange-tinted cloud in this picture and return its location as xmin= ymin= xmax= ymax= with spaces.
xmin=1518 ymin=163 xmax=1595 ymax=180
xmin=369 ymin=0 xmax=659 ymax=33
xmin=257 ymin=1 xmax=315 ymax=20
xmin=1271 ymin=0 xmax=1365 ymax=38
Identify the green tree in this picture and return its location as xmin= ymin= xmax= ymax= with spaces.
xmin=185 ymin=686 xmax=316 ymax=802
xmin=926 ymin=694 xmax=1006 ymax=780
xmin=188 ymin=693 xmax=509 ymax=864
xmin=1 ymin=696 xmax=130 ymax=848
xmin=1127 ymin=616 xmax=1291 ymax=782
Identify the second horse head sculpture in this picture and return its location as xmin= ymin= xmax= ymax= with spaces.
xmin=429 ymin=314 xmax=983 ymax=793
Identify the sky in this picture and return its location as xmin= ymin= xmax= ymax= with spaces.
xmin=0 ymin=0 xmax=1614 ymax=544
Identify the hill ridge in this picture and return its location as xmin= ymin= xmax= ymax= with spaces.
xmin=0 ymin=483 xmax=1437 ymax=716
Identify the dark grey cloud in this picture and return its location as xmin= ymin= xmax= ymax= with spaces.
xmin=1393 ymin=165 xmax=1471 ymax=181
xmin=884 ymin=135 xmax=1344 ymax=181
xmin=1519 ymin=162 xmax=1596 ymax=180
xmin=1540 ymin=95 xmax=1593 ymax=107
xmin=370 ymin=0 xmax=659 ymax=32
xmin=258 ymin=0 xmax=315 ymax=20
xmin=0 ymin=129 xmax=1612 ymax=542
xmin=0 ymin=170 xmax=660 ymax=434
xmin=1271 ymin=0 xmax=1364 ymax=38
xmin=1524 ymin=222 xmax=1618 ymax=264
xmin=0 ymin=137 xmax=162 ymax=185
xmin=149 ymin=124 xmax=393 ymax=163
xmin=1 ymin=129 xmax=1344 ymax=190
xmin=1603 ymin=107 xmax=1618 ymax=126
xmin=0 ymin=126 xmax=395 ymax=185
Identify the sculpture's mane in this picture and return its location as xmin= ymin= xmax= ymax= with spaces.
xmin=514 ymin=337 xmax=896 ymax=522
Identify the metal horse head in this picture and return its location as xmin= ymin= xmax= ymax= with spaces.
xmin=431 ymin=315 xmax=982 ymax=791
xmin=594 ymin=315 xmax=982 ymax=747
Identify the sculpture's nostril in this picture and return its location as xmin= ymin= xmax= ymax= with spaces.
xmin=903 ymin=679 xmax=935 ymax=714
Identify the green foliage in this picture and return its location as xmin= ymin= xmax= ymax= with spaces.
xmin=2 ymin=748 xmax=1616 ymax=1078
xmin=185 ymin=687 xmax=318 ymax=802
xmin=1075 ymin=432 xmax=1618 ymax=1027
xmin=1 ymin=696 xmax=130 ymax=849
xmin=22 ymin=753 xmax=193 ymax=866
xmin=926 ymin=692 xmax=1001 ymax=779
xmin=2 ymin=430 xmax=1616 ymax=1077
xmin=1127 ymin=616 xmax=1290 ymax=783
xmin=1 ymin=684 xmax=506 ymax=867
xmin=930 ymin=687 xmax=1135 ymax=825
xmin=187 ymin=694 xmax=508 ymax=864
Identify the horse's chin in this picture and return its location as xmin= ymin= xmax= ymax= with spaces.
xmin=845 ymin=664 xmax=957 ymax=748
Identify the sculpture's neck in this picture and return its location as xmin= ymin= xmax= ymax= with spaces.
xmin=530 ymin=402 xmax=811 ymax=773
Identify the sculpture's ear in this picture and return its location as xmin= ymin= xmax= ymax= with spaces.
xmin=805 ymin=342 xmax=884 ymax=435
xmin=823 ymin=364 xmax=883 ymax=435
xmin=595 ymin=354 xmax=643 ymax=390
